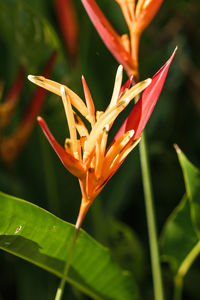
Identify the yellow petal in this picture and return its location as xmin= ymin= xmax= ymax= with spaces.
xmin=73 ymin=112 xmax=89 ymax=137
xmin=103 ymin=130 xmax=134 ymax=175
xmin=60 ymin=86 xmax=79 ymax=159
xmin=108 ymin=65 xmax=123 ymax=109
xmin=28 ymin=75 xmax=89 ymax=118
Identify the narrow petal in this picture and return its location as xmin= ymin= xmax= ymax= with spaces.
xmin=28 ymin=75 xmax=89 ymax=119
xmin=95 ymin=124 xmax=109 ymax=179
xmin=74 ymin=113 xmax=89 ymax=137
xmin=82 ymin=76 xmax=95 ymax=126
xmin=99 ymin=137 xmax=141 ymax=187
xmin=60 ymin=86 xmax=79 ymax=159
xmin=114 ymin=47 xmax=177 ymax=141
xmin=83 ymin=78 xmax=151 ymax=161
xmin=104 ymin=130 xmax=134 ymax=173
xmin=37 ymin=117 xmax=85 ymax=178
xmin=108 ymin=65 xmax=123 ymax=109
xmin=81 ymin=0 xmax=135 ymax=75
xmin=118 ymin=75 xmax=134 ymax=98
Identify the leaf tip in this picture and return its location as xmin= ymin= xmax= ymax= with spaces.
xmin=174 ymin=143 xmax=182 ymax=154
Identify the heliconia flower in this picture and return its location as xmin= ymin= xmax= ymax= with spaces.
xmin=54 ymin=0 xmax=79 ymax=62
xmin=28 ymin=50 xmax=175 ymax=229
xmin=28 ymin=66 xmax=151 ymax=229
xmin=81 ymin=0 xmax=136 ymax=76
xmin=81 ymin=0 xmax=163 ymax=80
xmin=0 ymin=51 xmax=57 ymax=164
xmin=0 ymin=66 xmax=25 ymax=129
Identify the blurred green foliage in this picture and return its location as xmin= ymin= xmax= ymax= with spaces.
xmin=0 ymin=0 xmax=200 ymax=299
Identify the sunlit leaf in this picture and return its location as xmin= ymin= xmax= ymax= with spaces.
xmin=175 ymin=146 xmax=200 ymax=238
xmin=0 ymin=191 xmax=139 ymax=300
xmin=160 ymin=148 xmax=200 ymax=281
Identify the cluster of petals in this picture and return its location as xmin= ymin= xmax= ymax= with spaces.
xmin=28 ymin=48 xmax=176 ymax=228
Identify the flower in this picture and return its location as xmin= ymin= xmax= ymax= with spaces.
xmin=28 ymin=66 xmax=150 ymax=228
xmin=81 ymin=0 xmax=163 ymax=79
xmin=28 ymin=49 xmax=175 ymax=229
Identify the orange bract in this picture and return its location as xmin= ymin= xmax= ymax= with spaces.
xmin=28 ymin=65 xmax=151 ymax=229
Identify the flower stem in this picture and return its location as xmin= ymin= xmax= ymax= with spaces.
xmin=55 ymin=227 xmax=79 ymax=300
xmin=139 ymin=131 xmax=164 ymax=300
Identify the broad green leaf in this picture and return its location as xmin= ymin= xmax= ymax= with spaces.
xmin=160 ymin=147 xmax=200 ymax=278
xmin=160 ymin=195 xmax=200 ymax=275
xmin=0 ymin=191 xmax=139 ymax=300
xmin=175 ymin=145 xmax=200 ymax=237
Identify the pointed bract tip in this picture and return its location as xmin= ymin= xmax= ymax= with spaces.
xmin=174 ymin=144 xmax=181 ymax=154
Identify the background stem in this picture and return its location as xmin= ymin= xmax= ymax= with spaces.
xmin=55 ymin=227 xmax=79 ymax=300
xmin=174 ymin=275 xmax=183 ymax=300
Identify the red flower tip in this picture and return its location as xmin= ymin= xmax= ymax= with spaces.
xmin=37 ymin=116 xmax=85 ymax=178
xmin=115 ymin=47 xmax=177 ymax=141
xmin=81 ymin=0 xmax=135 ymax=75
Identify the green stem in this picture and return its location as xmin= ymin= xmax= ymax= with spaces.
xmin=173 ymin=241 xmax=200 ymax=300
xmin=139 ymin=131 xmax=165 ymax=300
xmin=55 ymin=227 xmax=79 ymax=300
xmin=174 ymin=275 xmax=183 ymax=300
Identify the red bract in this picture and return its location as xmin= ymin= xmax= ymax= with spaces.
xmin=114 ymin=48 xmax=177 ymax=141
xmin=37 ymin=117 xmax=86 ymax=178
xmin=81 ymin=0 xmax=135 ymax=75
xmin=54 ymin=0 xmax=79 ymax=62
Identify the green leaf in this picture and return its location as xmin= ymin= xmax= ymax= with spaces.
xmin=0 ymin=191 xmax=139 ymax=300
xmin=175 ymin=145 xmax=200 ymax=238
xmin=160 ymin=195 xmax=200 ymax=275
xmin=161 ymin=146 xmax=200 ymax=279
